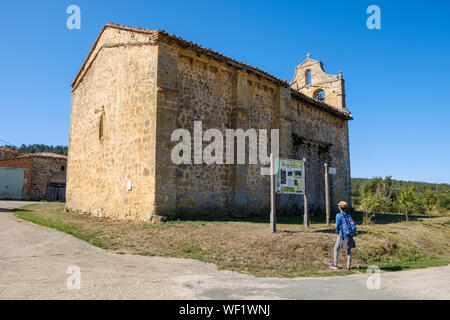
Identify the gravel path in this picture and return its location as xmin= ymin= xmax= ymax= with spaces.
xmin=1 ymin=200 xmax=448 ymax=300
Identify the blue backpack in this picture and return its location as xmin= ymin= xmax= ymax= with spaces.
xmin=342 ymin=212 xmax=356 ymax=237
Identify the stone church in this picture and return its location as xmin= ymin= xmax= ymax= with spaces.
xmin=66 ymin=23 xmax=352 ymax=221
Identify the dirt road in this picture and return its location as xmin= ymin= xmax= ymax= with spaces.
xmin=0 ymin=201 xmax=448 ymax=300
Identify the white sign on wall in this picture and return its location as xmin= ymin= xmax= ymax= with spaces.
xmin=328 ymin=167 xmax=336 ymax=175
xmin=275 ymin=158 xmax=305 ymax=194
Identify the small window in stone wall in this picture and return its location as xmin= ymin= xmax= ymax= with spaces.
xmin=305 ymin=69 xmax=311 ymax=85
xmin=61 ymin=165 xmax=66 ymax=171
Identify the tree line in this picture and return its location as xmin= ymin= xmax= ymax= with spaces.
xmin=4 ymin=144 xmax=68 ymax=156
xmin=352 ymin=177 xmax=450 ymax=220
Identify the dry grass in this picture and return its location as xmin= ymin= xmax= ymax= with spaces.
xmin=14 ymin=202 xmax=450 ymax=277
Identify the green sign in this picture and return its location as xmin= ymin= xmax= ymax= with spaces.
xmin=275 ymin=158 xmax=305 ymax=194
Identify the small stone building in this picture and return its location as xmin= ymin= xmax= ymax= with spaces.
xmin=0 ymin=153 xmax=67 ymax=201
xmin=67 ymin=23 xmax=353 ymax=221
xmin=0 ymin=147 xmax=23 ymax=160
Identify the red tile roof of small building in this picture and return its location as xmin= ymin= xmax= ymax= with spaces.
xmin=18 ymin=152 xmax=68 ymax=159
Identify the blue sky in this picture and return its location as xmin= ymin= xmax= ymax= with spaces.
xmin=0 ymin=0 xmax=449 ymax=183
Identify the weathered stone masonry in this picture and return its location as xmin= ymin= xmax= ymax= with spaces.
xmin=0 ymin=153 xmax=67 ymax=200
xmin=67 ymin=23 xmax=353 ymax=221
xmin=0 ymin=147 xmax=23 ymax=160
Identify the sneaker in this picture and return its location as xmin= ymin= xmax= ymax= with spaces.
xmin=329 ymin=264 xmax=338 ymax=270
xmin=346 ymin=266 xmax=351 ymax=271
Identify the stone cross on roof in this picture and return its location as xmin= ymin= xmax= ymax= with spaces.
xmin=306 ymin=52 xmax=311 ymax=59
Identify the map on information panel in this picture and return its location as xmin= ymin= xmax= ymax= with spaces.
xmin=275 ymin=158 xmax=305 ymax=195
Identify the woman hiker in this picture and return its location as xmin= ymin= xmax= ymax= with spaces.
xmin=329 ymin=201 xmax=356 ymax=271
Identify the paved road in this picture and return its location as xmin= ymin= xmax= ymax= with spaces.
xmin=0 ymin=201 xmax=449 ymax=300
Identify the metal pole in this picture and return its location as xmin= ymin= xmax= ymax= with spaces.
xmin=270 ymin=153 xmax=276 ymax=232
xmin=303 ymin=157 xmax=309 ymax=227
xmin=325 ymin=163 xmax=330 ymax=225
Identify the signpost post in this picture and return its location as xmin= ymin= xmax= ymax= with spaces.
xmin=303 ymin=158 xmax=308 ymax=227
xmin=324 ymin=163 xmax=330 ymax=225
xmin=325 ymin=165 xmax=336 ymax=226
xmin=270 ymin=153 xmax=276 ymax=233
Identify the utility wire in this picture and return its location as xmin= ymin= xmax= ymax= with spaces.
xmin=0 ymin=138 xmax=15 ymax=146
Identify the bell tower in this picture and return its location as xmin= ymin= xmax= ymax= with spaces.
xmin=290 ymin=53 xmax=346 ymax=110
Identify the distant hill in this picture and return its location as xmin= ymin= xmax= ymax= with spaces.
xmin=351 ymin=177 xmax=449 ymax=214
xmin=352 ymin=177 xmax=449 ymax=196
xmin=4 ymin=144 xmax=68 ymax=156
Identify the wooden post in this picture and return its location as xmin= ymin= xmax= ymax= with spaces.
xmin=325 ymin=163 xmax=330 ymax=225
xmin=270 ymin=153 xmax=276 ymax=233
xmin=303 ymin=157 xmax=309 ymax=227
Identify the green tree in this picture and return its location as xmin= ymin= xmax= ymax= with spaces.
xmin=398 ymin=186 xmax=416 ymax=221
xmin=4 ymin=144 xmax=68 ymax=156
xmin=359 ymin=176 xmax=395 ymax=213
xmin=360 ymin=177 xmax=383 ymax=197
xmin=437 ymin=188 xmax=450 ymax=214
xmin=422 ymin=189 xmax=437 ymax=216
xmin=360 ymin=193 xmax=383 ymax=224
xmin=353 ymin=178 xmax=450 ymax=215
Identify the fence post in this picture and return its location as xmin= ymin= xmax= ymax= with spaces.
xmin=303 ymin=157 xmax=309 ymax=227
xmin=270 ymin=153 xmax=276 ymax=232
xmin=325 ymin=162 xmax=330 ymax=225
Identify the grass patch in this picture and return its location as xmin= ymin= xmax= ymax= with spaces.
xmin=14 ymin=206 xmax=106 ymax=248
xmin=12 ymin=202 xmax=450 ymax=278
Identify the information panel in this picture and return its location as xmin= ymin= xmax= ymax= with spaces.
xmin=275 ymin=158 xmax=305 ymax=194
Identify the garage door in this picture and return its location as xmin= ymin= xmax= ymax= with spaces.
xmin=0 ymin=167 xmax=26 ymax=200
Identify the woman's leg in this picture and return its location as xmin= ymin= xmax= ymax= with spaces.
xmin=346 ymin=248 xmax=352 ymax=268
xmin=333 ymin=236 xmax=340 ymax=265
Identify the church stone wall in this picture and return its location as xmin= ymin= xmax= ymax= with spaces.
xmin=152 ymin=41 xmax=351 ymax=218
xmin=67 ymin=25 xmax=352 ymax=222
xmin=276 ymin=97 xmax=351 ymax=214
xmin=66 ymin=28 xmax=159 ymax=221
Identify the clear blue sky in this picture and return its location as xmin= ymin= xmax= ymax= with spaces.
xmin=0 ymin=0 xmax=449 ymax=183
